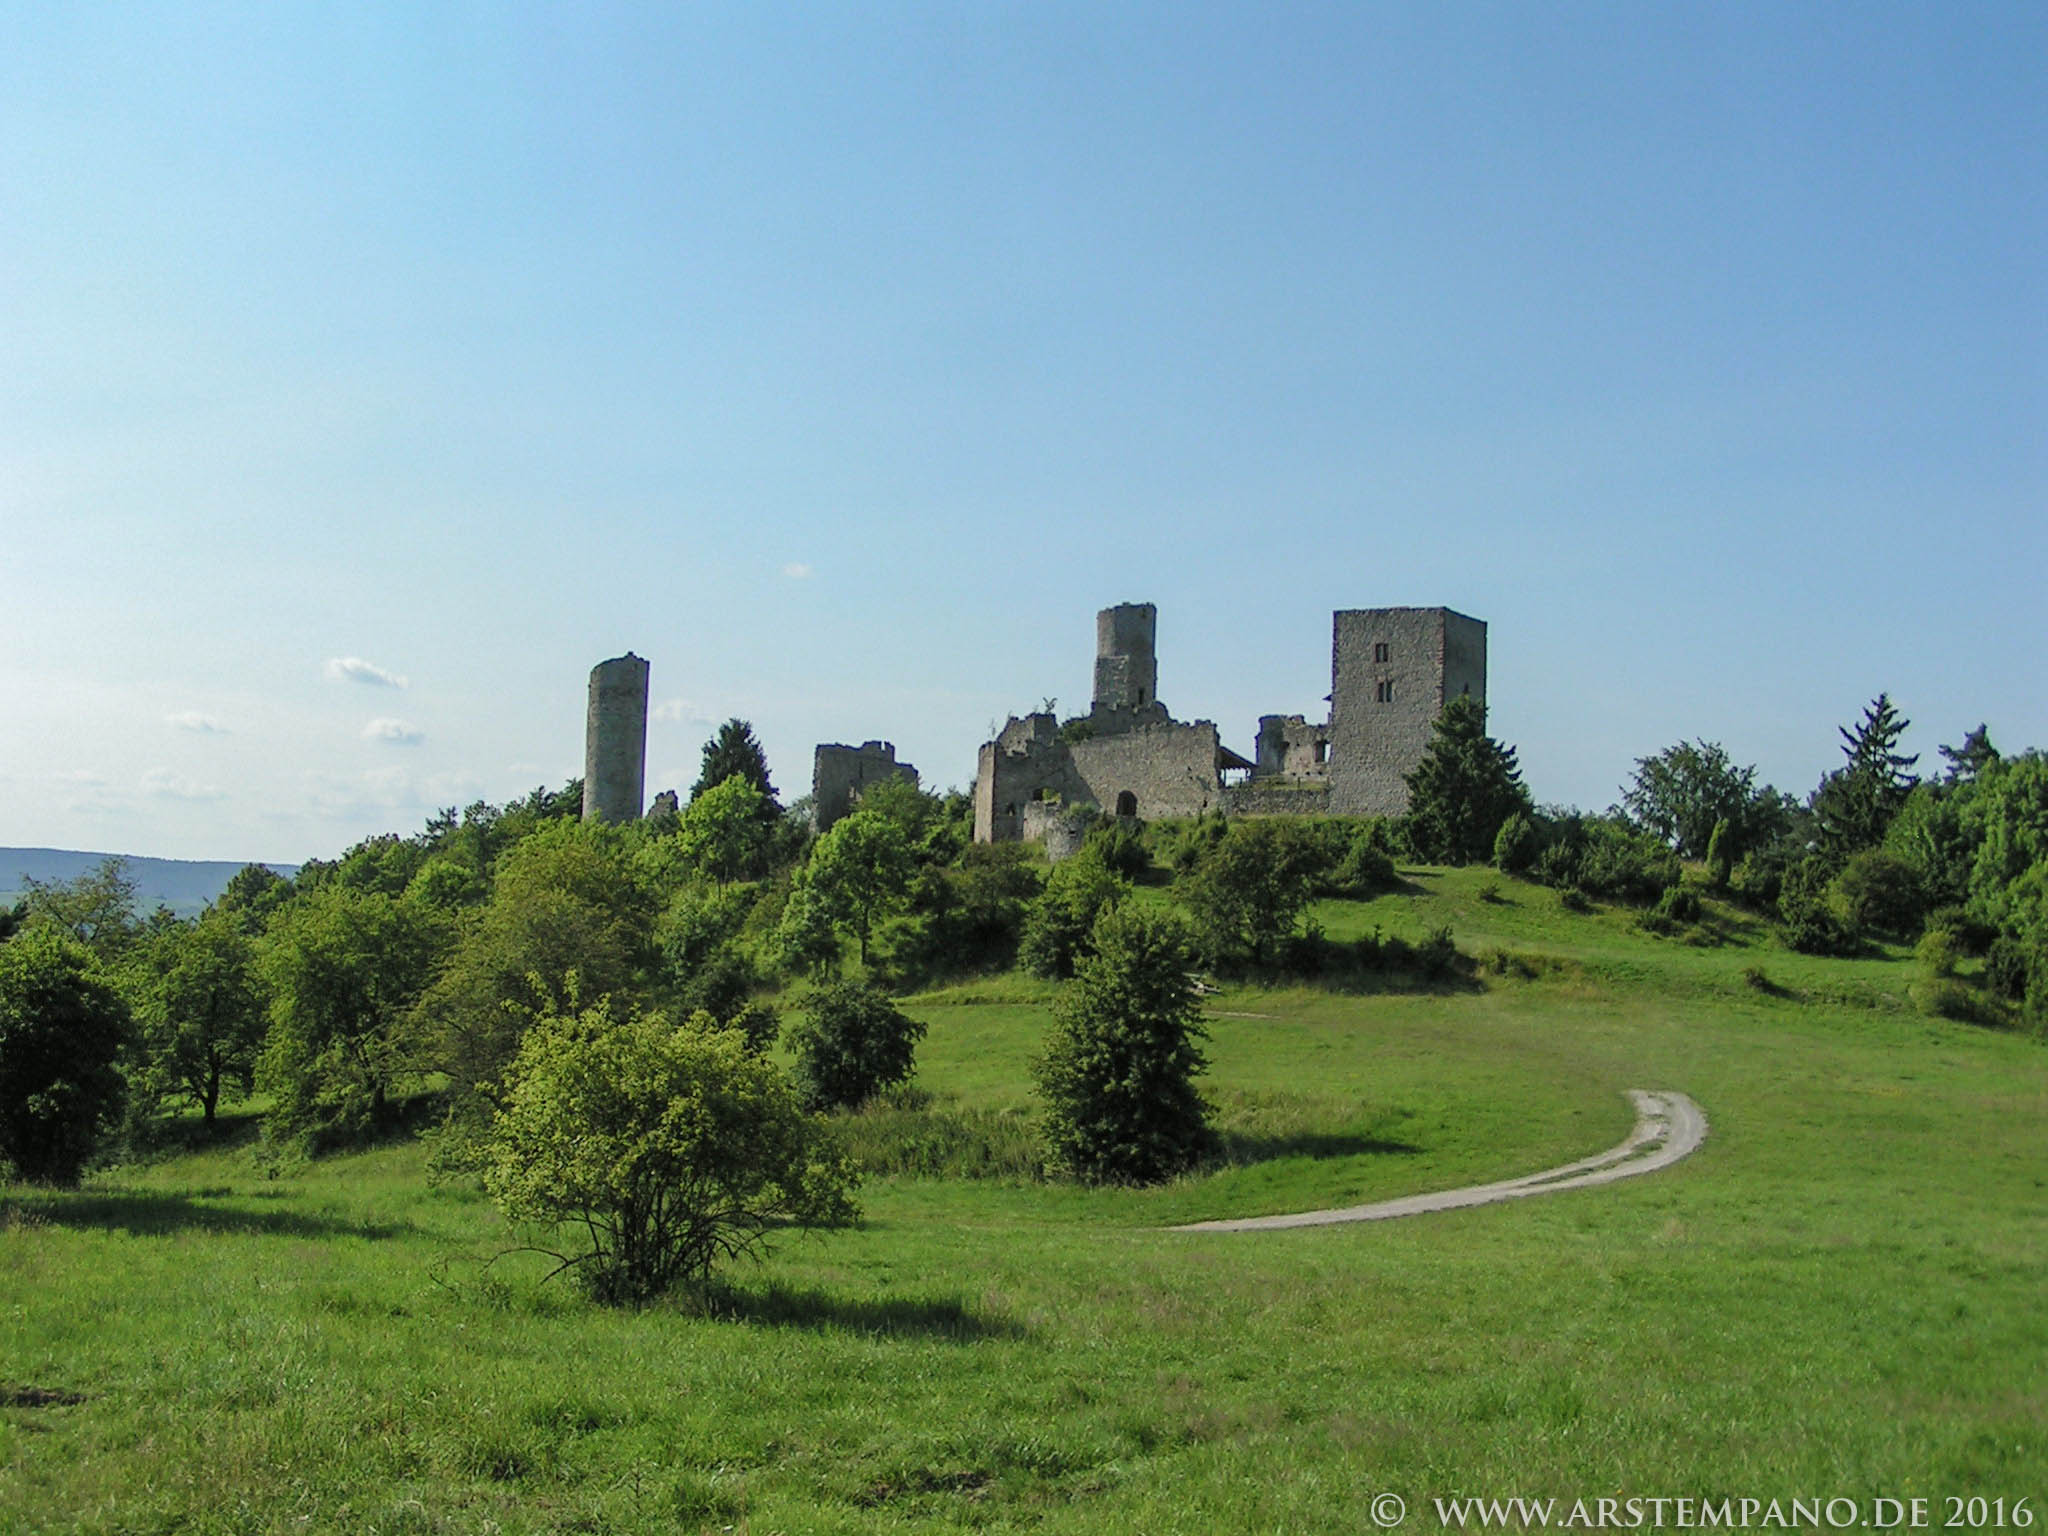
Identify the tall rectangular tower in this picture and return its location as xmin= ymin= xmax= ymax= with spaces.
xmin=1325 ymin=608 xmax=1486 ymax=816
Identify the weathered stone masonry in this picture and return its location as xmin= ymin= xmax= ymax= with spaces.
xmin=583 ymin=652 xmax=649 ymax=824
xmin=812 ymin=740 xmax=919 ymax=831
xmin=975 ymin=602 xmax=1487 ymax=842
xmin=1325 ymin=607 xmax=1485 ymax=816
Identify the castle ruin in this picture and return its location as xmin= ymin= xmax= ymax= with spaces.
xmin=973 ymin=604 xmax=1250 ymax=841
xmin=582 ymin=652 xmax=649 ymax=823
xmin=812 ymin=741 xmax=920 ymax=831
xmin=972 ymin=602 xmax=1486 ymax=841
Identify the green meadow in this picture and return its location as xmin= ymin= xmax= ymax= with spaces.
xmin=4 ymin=867 xmax=2044 ymax=1534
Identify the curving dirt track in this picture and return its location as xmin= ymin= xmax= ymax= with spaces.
xmin=1170 ymin=1089 xmax=1708 ymax=1234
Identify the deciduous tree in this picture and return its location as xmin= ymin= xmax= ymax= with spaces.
xmin=133 ymin=910 xmax=268 ymax=1125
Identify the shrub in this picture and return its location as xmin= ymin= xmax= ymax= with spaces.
xmin=1704 ymin=820 xmax=1733 ymax=891
xmin=1084 ymin=820 xmax=1150 ymax=881
xmin=1915 ymin=979 xmax=1997 ymax=1026
xmin=1415 ymin=925 xmax=1461 ymax=982
xmin=783 ymin=981 xmax=927 ymax=1112
xmin=1924 ymin=905 xmax=1996 ymax=957
xmin=1639 ymin=884 xmax=1703 ymax=936
xmin=1830 ymin=850 xmax=1926 ymax=941
xmin=1734 ymin=849 xmax=1788 ymax=911
xmin=1017 ymin=849 xmax=1127 ymax=980
xmin=1779 ymin=866 xmax=1861 ymax=957
xmin=0 ymin=929 xmax=130 ymax=1184
xmin=1915 ymin=926 xmax=1960 ymax=979
xmin=485 ymin=1001 xmax=857 ymax=1303
xmin=1179 ymin=819 xmax=1325 ymax=968
xmin=1033 ymin=905 xmax=1213 ymax=1184
xmin=1326 ymin=827 xmax=1399 ymax=898
xmin=1985 ymin=935 xmax=2033 ymax=1001
xmin=1574 ymin=821 xmax=1681 ymax=904
xmin=1493 ymin=812 xmax=1541 ymax=876
xmin=879 ymin=843 xmax=1042 ymax=987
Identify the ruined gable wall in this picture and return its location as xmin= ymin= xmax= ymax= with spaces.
xmin=1327 ymin=608 xmax=1486 ymax=816
xmin=812 ymin=741 xmax=919 ymax=831
xmin=973 ymin=714 xmax=1085 ymax=842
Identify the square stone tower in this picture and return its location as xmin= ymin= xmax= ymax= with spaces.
xmin=1326 ymin=608 xmax=1486 ymax=816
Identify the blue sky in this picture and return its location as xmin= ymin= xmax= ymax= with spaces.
xmin=3 ymin=3 xmax=2041 ymax=862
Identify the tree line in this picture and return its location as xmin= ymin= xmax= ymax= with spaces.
xmin=3 ymin=695 xmax=2043 ymax=1300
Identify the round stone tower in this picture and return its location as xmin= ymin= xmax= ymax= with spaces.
xmin=1092 ymin=602 xmax=1158 ymax=713
xmin=582 ymin=653 xmax=649 ymax=823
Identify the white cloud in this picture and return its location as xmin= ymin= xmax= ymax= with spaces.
xmin=141 ymin=768 xmax=225 ymax=802
xmin=166 ymin=711 xmax=226 ymax=734
xmin=362 ymin=717 xmax=424 ymax=745
xmin=325 ymin=656 xmax=409 ymax=689
xmin=652 ymin=696 xmax=715 ymax=725
xmin=781 ymin=562 xmax=813 ymax=580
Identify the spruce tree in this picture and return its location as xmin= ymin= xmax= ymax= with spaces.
xmin=1810 ymin=694 xmax=1919 ymax=869
xmin=1403 ymin=696 xmax=1533 ymax=865
xmin=690 ymin=718 xmax=781 ymax=822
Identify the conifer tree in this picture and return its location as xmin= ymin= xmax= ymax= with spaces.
xmin=1811 ymin=694 xmax=1919 ymax=869
xmin=1403 ymin=696 xmax=1533 ymax=865
xmin=690 ymin=718 xmax=781 ymax=823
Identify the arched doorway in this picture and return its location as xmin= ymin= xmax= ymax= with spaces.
xmin=1114 ymin=790 xmax=1138 ymax=818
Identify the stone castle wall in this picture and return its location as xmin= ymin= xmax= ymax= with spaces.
xmin=1067 ymin=720 xmax=1224 ymax=821
xmin=1254 ymin=713 xmax=1330 ymax=779
xmin=1221 ymin=779 xmax=1333 ymax=817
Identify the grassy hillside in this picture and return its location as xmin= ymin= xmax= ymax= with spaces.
xmin=3 ymin=868 xmax=2043 ymax=1533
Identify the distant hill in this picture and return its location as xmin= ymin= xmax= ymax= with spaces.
xmin=0 ymin=848 xmax=302 ymax=922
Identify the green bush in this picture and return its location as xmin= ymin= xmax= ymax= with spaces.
xmin=0 ymin=929 xmax=130 ymax=1185
xmin=1704 ymin=820 xmax=1733 ymax=891
xmin=1017 ymin=849 xmax=1127 ymax=980
xmin=1493 ymin=812 xmax=1541 ymax=876
xmin=1033 ymin=905 xmax=1214 ymax=1185
xmin=1734 ymin=849 xmax=1788 ymax=910
xmin=1326 ymin=827 xmax=1399 ymax=898
xmin=1084 ymin=820 xmax=1150 ymax=881
xmin=1915 ymin=926 xmax=1961 ymax=979
xmin=1779 ymin=862 xmax=1862 ymax=957
xmin=784 ymin=981 xmax=927 ymax=1113
xmin=1985 ymin=935 xmax=2033 ymax=1001
xmin=485 ymin=1000 xmax=857 ymax=1303
xmin=1639 ymin=884 xmax=1704 ymax=936
xmin=1179 ymin=818 xmax=1326 ymax=968
xmin=1830 ymin=850 xmax=1926 ymax=941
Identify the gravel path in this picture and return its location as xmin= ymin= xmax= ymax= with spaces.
xmin=1170 ymin=1089 xmax=1708 ymax=1233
